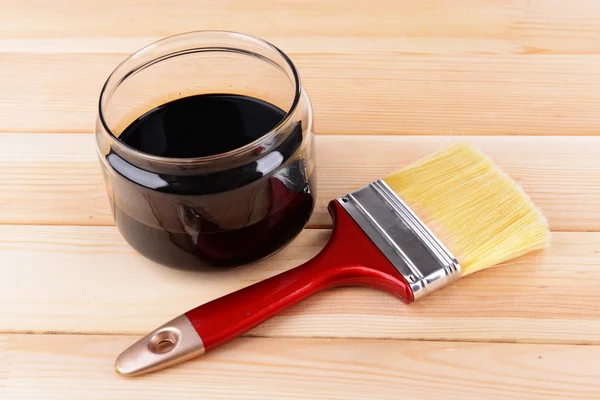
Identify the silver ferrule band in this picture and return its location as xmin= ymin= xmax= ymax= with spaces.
xmin=338 ymin=180 xmax=461 ymax=301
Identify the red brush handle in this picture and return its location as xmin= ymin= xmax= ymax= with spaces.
xmin=185 ymin=200 xmax=413 ymax=352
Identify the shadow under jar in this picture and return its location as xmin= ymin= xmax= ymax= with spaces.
xmin=95 ymin=31 xmax=316 ymax=270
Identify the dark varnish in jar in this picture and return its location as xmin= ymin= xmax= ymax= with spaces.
xmin=106 ymin=94 xmax=315 ymax=269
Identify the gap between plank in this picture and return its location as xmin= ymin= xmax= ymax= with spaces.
xmin=1 ymin=330 xmax=598 ymax=347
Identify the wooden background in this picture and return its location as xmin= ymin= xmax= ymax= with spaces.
xmin=2 ymin=1 xmax=600 ymax=398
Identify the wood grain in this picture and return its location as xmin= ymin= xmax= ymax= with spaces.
xmin=3 ymin=0 xmax=600 ymax=53
xmin=2 ymin=334 xmax=600 ymax=400
xmin=2 ymin=225 xmax=600 ymax=344
xmin=2 ymin=133 xmax=599 ymax=231
xmin=2 ymin=51 xmax=600 ymax=135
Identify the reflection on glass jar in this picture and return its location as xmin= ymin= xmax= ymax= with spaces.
xmin=95 ymin=31 xmax=316 ymax=270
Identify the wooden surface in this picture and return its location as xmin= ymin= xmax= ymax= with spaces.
xmin=4 ymin=336 xmax=600 ymax=400
xmin=2 ymin=1 xmax=600 ymax=399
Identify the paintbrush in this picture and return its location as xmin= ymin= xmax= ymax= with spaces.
xmin=115 ymin=142 xmax=550 ymax=376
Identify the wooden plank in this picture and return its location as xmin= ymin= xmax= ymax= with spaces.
xmin=1 ymin=0 xmax=515 ymax=38
xmin=2 ymin=226 xmax=600 ymax=344
xmin=2 ymin=52 xmax=600 ymax=135
xmin=2 ymin=334 xmax=600 ymax=400
xmin=1 ymin=133 xmax=599 ymax=232
xmin=0 ymin=133 xmax=111 ymax=226
xmin=3 ymin=0 xmax=600 ymax=55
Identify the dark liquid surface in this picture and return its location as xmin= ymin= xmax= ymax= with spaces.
xmin=120 ymin=94 xmax=286 ymax=158
xmin=108 ymin=94 xmax=315 ymax=269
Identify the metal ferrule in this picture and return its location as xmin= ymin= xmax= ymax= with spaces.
xmin=338 ymin=180 xmax=461 ymax=301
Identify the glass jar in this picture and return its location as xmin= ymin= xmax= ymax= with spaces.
xmin=95 ymin=31 xmax=316 ymax=270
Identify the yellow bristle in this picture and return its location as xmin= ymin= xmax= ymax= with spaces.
xmin=383 ymin=142 xmax=551 ymax=276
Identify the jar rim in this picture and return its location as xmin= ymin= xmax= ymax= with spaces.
xmin=97 ymin=30 xmax=302 ymax=166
